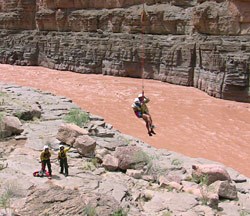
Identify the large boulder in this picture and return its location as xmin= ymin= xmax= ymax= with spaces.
xmin=200 ymin=190 xmax=219 ymax=209
xmin=209 ymin=180 xmax=238 ymax=200
xmin=192 ymin=164 xmax=231 ymax=185
xmin=56 ymin=123 xmax=88 ymax=145
xmin=114 ymin=146 xmax=149 ymax=171
xmin=126 ymin=169 xmax=143 ymax=179
xmin=95 ymin=148 xmax=110 ymax=162
xmin=89 ymin=126 xmax=115 ymax=137
xmin=0 ymin=115 xmax=23 ymax=138
xmin=14 ymin=104 xmax=42 ymax=121
xmin=74 ymin=135 xmax=96 ymax=156
xmin=158 ymin=176 xmax=183 ymax=191
xmin=102 ymin=154 xmax=119 ymax=171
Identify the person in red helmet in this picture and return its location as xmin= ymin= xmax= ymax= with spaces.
xmin=132 ymin=93 xmax=155 ymax=136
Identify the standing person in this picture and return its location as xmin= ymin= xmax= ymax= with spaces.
xmin=132 ymin=93 xmax=156 ymax=136
xmin=40 ymin=145 xmax=52 ymax=178
xmin=58 ymin=145 xmax=71 ymax=177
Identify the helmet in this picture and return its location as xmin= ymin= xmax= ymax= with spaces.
xmin=59 ymin=145 xmax=64 ymax=149
xmin=138 ymin=93 xmax=143 ymax=98
xmin=43 ymin=145 xmax=49 ymax=150
xmin=134 ymin=98 xmax=140 ymax=104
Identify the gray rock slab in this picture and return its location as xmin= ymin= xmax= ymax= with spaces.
xmin=143 ymin=191 xmax=198 ymax=213
xmin=1 ymin=82 xmax=250 ymax=216
xmin=24 ymin=120 xmax=63 ymax=150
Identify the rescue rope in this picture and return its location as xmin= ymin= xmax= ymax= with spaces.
xmin=140 ymin=0 xmax=147 ymax=96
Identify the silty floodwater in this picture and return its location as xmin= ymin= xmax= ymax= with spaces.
xmin=0 ymin=64 xmax=249 ymax=177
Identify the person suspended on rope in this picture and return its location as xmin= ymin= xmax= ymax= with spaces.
xmin=58 ymin=145 xmax=71 ymax=177
xmin=132 ymin=93 xmax=156 ymax=136
xmin=40 ymin=145 xmax=52 ymax=178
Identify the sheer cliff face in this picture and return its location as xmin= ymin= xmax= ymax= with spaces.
xmin=0 ymin=0 xmax=249 ymax=102
xmin=0 ymin=0 xmax=36 ymax=30
xmin=1 ymin=0 xmax=249 ymax=35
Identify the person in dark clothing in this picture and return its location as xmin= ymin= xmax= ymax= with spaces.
xmin=58 ymin=145 xmax=71 ymax=177
xmin=40 ymin=145 xmax=52 ymax=178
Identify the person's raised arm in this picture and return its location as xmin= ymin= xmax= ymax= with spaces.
xmin=144 ymin=96 xmax=150 ymax=103
xmin=65 ymin=146 xmax=72 ymax=152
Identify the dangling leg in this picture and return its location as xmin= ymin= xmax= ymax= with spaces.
xmin=143 ymin=114 xmax=152 ymax=136
xmin=148 ymin=114 xmax=156 ymax=134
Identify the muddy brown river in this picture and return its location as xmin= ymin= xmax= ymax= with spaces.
xmin=0 ymin=64 xmax=249 ymax=177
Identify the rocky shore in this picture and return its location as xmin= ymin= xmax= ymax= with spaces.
xmin=0 ymin=82 xmax=250 ymax=216
xmin=0 ymin=0 xmax=249 ymax=102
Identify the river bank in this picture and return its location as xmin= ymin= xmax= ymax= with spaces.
xmin=0 ymin=64 xmax=249 ymax=177
xmin=0 ymin=82 xmax=249 ymax=215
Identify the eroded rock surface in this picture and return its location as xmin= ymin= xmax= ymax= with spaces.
xmin=0 ymin=0 xmax=249 ymax=102
xmin=0 ymin=83 xmax=250 ymax=216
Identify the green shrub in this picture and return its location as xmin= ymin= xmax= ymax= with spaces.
xmin=111 ymin=208 xmax=127 ymax=216
xmin=0 ymin=91 xmax=6 ymax=97
xmin=239 ymin=209 xmax=250 ymax=216
xmin=134 ymin=151 xmax=151 ymax=165
xmin=189 ymin=174 xmax=209 ymax=186
xmin=133 ymin=151 xmax=167 ymax=179
xmin=90 ymin=158 xmax=99 ymax=167
xmin=0 ymin=91 xmax=7 ymax=106
xmin=0 ymin=192 xmax=11 ymax=211
xmin=171 ymin=158 xmax=183 ymax=167
xmin=0 ymin=183 xmax=19 ymax=212
xmin=14 ymin=111 xmax=22 ymax=120
xmin=162 ymin=211 xmax=172 ymax=216
xmin=82 ymin=161 xmax=96 ymax=171
xmin=64 ymin=108 xmax=89 ymax=128
xmin=0 ymin=112 xmax=4 ymax=122
xmin=83 ymin=204 xmax=96 ymax=216
xmin=0 ymin=112 xmax=5 ymax=139
xmin=200 ymin=175 xmax=209 ymax=186
xmin=117 ymin=136 xmax=131 ymax=145
xmin=193 ymin=175 xmax=209 ymax=186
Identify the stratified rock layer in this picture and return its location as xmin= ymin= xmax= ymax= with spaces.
xmin=0 ymin=0 xmax=249 ymax=102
